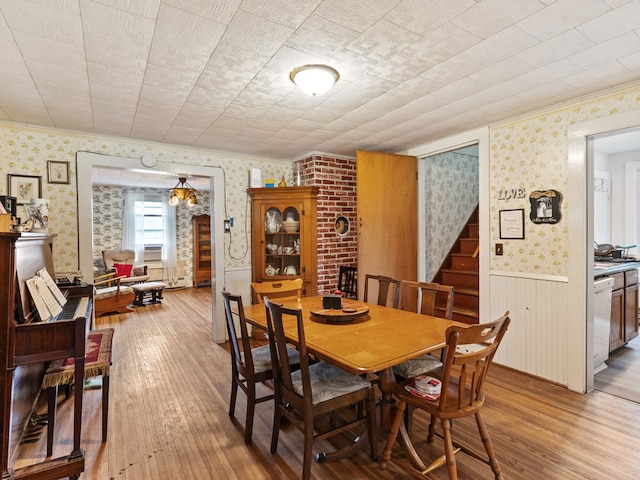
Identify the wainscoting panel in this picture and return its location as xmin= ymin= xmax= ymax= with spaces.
xmin=223 ymin=267 xmax=253 ymax=306
xmin=490 ymin=274 xmax=569 ymax=386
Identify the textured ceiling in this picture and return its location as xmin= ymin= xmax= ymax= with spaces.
xmin=1 ymin=0 xmax=639 ymax=160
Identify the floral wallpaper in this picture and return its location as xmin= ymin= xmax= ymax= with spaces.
xmin=490 ymin=84 xmax=640 ymax=276
xmin=2 ymin=82 xmax=640 ymax=281
xmin=0 ymin=122 xmax=292 ymax=275
xmin=92 ymin=185 xmax=211 ymax=284
xmin=424 ymin=152 xmax=478 ymax=281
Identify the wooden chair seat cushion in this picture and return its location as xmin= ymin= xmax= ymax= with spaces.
xmin=95 ymin=285 xmax=134 ymax=299
xmin=291 ymin=361 xmax=372 ymax=404
xmin=130 ymin=281 xmax=166 ymax=293
xmin=42 ymin=328 xmax=114 ymax=389
xmin=243 ymin=344 xmax=300 ymax=374
xmin=392 ymin=354 xmax=442 ymax=379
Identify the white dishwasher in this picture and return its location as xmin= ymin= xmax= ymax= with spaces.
xmin=594 ymin=277 xmax=614 ymax=374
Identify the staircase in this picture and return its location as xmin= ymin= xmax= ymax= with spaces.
xmin=433 ymin=207 xmax=479 ymax=324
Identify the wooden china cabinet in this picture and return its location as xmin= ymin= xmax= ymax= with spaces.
xmin=248 ymin=186 xmax=319 ymax=297
xmin=192 ymin=214 xmax=211 ymax=288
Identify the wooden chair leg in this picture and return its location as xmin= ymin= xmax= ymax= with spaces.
xmin=366 ymin=391 xmax=378 ymax=461
xmin=475 ymin=412 xmax=502 ymax=479
xmin=270 ymin=407 xmax=282 ymax=454
xmin=46 ymin=386 xmax=58 ymax=457
xmin=229 ymin=374 xmax=238 ymax=418
xmin=302 ymin=415 xmax=314 ymax=480
xmin=441 ymin=417 xmax=458 ymax=480
xmin=102 ymin=375 xmax=110 ymax=442
xmin=244 ymin=381 xmax=256 ymax=444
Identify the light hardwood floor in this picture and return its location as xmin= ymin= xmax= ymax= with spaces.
xmin=13 ymin=288 xmax=640 ymax=479
xmin=595 ymin=335 xmax=640 ymax=404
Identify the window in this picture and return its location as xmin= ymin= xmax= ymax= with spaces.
xmin=141 ymin=200 xmax=164 ymax=246
xmin=123 ymin=191 xmax=176 ymax=266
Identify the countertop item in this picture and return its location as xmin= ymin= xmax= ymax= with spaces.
xmin=594 ymin=261 xmax=640 ymax=277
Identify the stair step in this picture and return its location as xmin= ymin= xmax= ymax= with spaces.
xmin=468 ymin=224 xmax=479 ymax=238
xmin=441 ymin=269 xmax=479 ymax=289
xmin=459 ymin=238 xmax=479 ymax=254
xmin=452 ymin=307 xmax=480 ymax=325
xmin=451 ymin=254 xmax=479 ymax=271
xmin=452 ymin=287 xmax=479 ymax=310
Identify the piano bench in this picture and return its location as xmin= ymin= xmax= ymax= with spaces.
xmin=131 ymin=281 xmax=167 ymax=306
xmin=42 ymin=328 xmax=114 ymax=457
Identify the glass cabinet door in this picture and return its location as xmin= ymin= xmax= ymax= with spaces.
xmin=264 ymin=206 xmax=300 ymax=278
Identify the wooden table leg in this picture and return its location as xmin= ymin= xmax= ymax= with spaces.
xmin=378 ymin=367 xmax=397 ymax=428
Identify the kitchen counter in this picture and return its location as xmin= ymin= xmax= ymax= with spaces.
xmin=594 ymin=260 xmax=640 ymax=277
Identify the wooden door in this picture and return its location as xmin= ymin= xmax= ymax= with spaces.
xmin=356 ymin=150 xmax=417 ymax=298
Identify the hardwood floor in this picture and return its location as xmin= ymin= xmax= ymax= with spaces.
xmin=594 ymin=335 xmax=640 ymax=403
xmin=12 ymin=287 xmax=640 ymax=479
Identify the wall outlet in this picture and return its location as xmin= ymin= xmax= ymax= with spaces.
xmin=495 ymin=243 xmax=503 ymax=256
xmin=224 ymin=219 xmax=231 ymax=232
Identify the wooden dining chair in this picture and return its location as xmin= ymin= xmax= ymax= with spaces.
xmin=398 ymin=280 xmax=454 ymax=319
xmin=363 ymin=274 xmax=400 ymax=308
xmin=221 ymin=288 xmax=299 ymax=444
xmin=251 ymin=278 xmax=304 ymax=341
xmin=251 ymin=278 xmax=303 ymax=304
xmin=393 ymin=280 xmax=455 ymax=378
xmin=337 ymin=265 xmax=357 ymax=299
xmin=380 ymin=312 xmax=511 ymax=480
xmin=263 ymin=297 xmax=378 ymax=480
xmin=393 ymin=281 xmax=455 ymax=433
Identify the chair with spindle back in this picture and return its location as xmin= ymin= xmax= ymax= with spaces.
xmin=380 ymin=312 xmax=511 ymax=480
xmin=337 ymin=265 xmax=357 ymax=299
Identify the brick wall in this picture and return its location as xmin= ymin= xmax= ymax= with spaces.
xmin=295 ymin=154 xmax=357 ymax=295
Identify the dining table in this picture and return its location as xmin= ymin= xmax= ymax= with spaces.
xmin=241 ymin=295 xmax=462 ymax=428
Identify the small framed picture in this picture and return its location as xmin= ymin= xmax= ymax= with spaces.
xmin=8 ymin=174 xmax=42 ymax=205
xmin=47 ymin=160 xmax=70 ymax=184
xmin=499 ymin=208 xmax=525 ymax=240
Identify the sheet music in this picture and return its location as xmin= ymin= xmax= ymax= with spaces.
xmin=25 ymin=276 xmax=62 ymax=320
xmin=37 ymin=267 xmax=67 ymax=306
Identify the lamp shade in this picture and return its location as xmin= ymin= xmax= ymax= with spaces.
xmin=290 ymin=64 xmax=339 ymax=96
xmin=169 ymin=177 xmax=198 ymax=206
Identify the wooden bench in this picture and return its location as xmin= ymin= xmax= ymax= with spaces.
xmin=131 ymin=281 xmax=167 ymax=306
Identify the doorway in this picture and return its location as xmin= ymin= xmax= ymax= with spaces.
xmin=567 ymin=110 xmax=640 ymax=393
xmin=590 ymin=129 xmax=640 ymax=403
xmin=408 ymin=127 xmax=490 ymax=320
xmin=75 ymin=151 xmax=227 ymax=343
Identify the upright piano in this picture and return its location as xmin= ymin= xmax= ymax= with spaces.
xmin=0 ymin=232 xmax=93 ymax=479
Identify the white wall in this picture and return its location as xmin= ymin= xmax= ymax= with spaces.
xmin=609 ymin=150 xmax=640 ymax=249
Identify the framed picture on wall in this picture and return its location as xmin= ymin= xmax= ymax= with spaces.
xmin=47 ymin=160 xmax=70 ymax=184
xmin=499 ymin=208 xmax=525 ymax=239
xmin=8 ymin=174 xmax=42 ymax=205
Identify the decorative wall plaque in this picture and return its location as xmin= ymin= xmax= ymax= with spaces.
xmin=529 ymin=190 xmax=562 ymax=224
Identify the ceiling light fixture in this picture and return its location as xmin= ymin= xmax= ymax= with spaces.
xmin=289 ymin=64 xmax=339 ymax=96
xmin=168 ymin=177 xmax=198 ymax=206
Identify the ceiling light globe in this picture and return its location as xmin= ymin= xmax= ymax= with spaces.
xmin=290 ymin=64 xmax=339 ymax=96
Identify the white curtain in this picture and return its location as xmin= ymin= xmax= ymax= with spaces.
xmin=122 ymin=190 xmax=145 ymax=263
xmin=163 ymin=193 xmax=179 ymax=286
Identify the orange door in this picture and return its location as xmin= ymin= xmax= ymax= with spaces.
xmin=356 ymin=150 xmax=417 ymax=298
